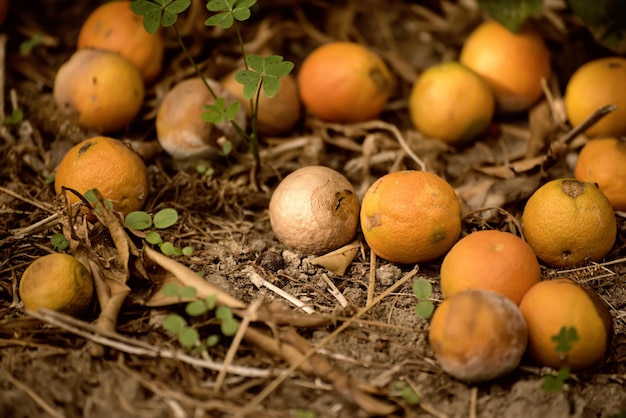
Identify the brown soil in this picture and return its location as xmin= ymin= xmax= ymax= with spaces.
xmin=1 ymin=1 xmax=625 ymax=418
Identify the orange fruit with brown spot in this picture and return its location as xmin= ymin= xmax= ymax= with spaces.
xmin=53 ymin=49 xmax=144 ymax=133
xmin=564 ymin=57 xmax=626 ymax=137
xmin=460 ymin=20 xmax=551 ymax=113
xmin=409 ymin=61 xmax=495 ymax=145
xmin=440 ymin=230 xmax=541 ymax=305
xmin=20 ymin=253 xmax=94 ymax=317
xmin=519 ymin=279 xmax=613 ymax=371
xmin=522 ymin=178 xmax=616 ymax=267
xmin=297 ymin=42 xmax=395 ymax=123
xmin=429 ymin=289 xmax=528 ymax=382
xmin=54 ymin=136 xmax=149 ymax=217
xmin=78 ymin=0 xmax=164 ymax=83
xmin=574 ymin=137 xmax=626 ymax=211
xmin=360 ymin=170 xmax=462 ymax=264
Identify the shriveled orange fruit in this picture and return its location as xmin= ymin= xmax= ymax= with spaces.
xmin=574 ymin=137 xmax=626 ymax=211
xmin=440 ymin=230 xmax=541 ymax=305
xmin=564 ymin=57 xmax=626 ymax=137
xmin=78 ymin=0 xmax=164 ymax=83
xmin=20 ymin=253 xmax=94 ymax=317
xmin=297 ymin=42 xmax=395 ymax=123
xmin=54 ymin=136 xmax=149 ymax=217
xmin=460 ymin=20 xmax=551 ymax=113
xmin=519 ymin=279 xmax=613 ymax=371
xmin=409 ymin=61 xmax=494 ymax=145
xmin=360 ymin=170 xmax=462 ymax=264
xmin=522 ymin=178 xmax=616 ymax=267
xmin=429 ymin=289 xmax=528 ymax=382
xmin=53 ymin=49 xmax=144 ymax=133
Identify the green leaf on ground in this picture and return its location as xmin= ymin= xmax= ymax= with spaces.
xmin=476 ymin=0 xmax=543 ymax=33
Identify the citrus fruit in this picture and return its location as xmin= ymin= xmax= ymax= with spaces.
xmin=54 ymin=136 xmax=149 ymax=217
xmin=564 ymin=57 xmax=626 ymax=137
xmin=156 ymin=77 xmax=246 ymax=159
xmin=297 ymin=41 xmax=395 ymax=123
xmin=20 ymin=253 xmax=94 ymax=317
xmin=269 ymin=166 xmax=360 ymax=255
xmin=360 ymin=170 xmax=462 ymax=264
xmin=574 ymin=137 xmax=626 ymax=211
xmin=78 ymin=0 xmax=164 ymax=83
xmin=409 ymin=61 xmax=495 ymax=145
xmin=221 ymin=70 xmax=301 ymax=136
xmin=53 ymin=49 xmax=145 ymax=133
xmin=519 ymin=278 xmax=613 ymax=371
xmin=429 ymin=289 xmax=528 ymax=382
xmin=440 ymin=230 xmax=541 ymax=305
xmin=460 ymin=20 xmax=551 ymax=113
xmin=521 ymin=178 xmax=616 ymax=267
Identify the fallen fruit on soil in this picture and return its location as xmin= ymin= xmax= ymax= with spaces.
xmin=428 ymin=289 xmax=528 ymax=382
xmin=269 ymin=166 xmax=360 ymax=255
xmin=574 ymin=137 xmax=626 ymax=211
xmin=564 ymin=57 xmax=626 ymax=137
xmin=156 ymin=77 xmax=246 ymax=159
xmin=460 ymin=20 xmax=551 ymax=113
xmin=521 ymin=178 xmax=616 ymax=267
xmin=19 ymin=253 xmax=94 ymax=317
xmin=53 ymin=49 xmax=144 ymax=133
xmin=77 ymin=0 xmax=164 ymax=83
xmin=409 ymin=61 xmax=494 ymax=145
xmin=297 ymin=41 xmax=395 ymax=123
xmin=440 ymin=230 xmax=541 ymax=305
xmin=360 ymin=170 xmax=462 ymax=264
xmin=519 ymin=278 xmax=613 ymax=371
xmin=54 ymin=136 xmax=149 ymax=217
xmin=220 ymin=70 xmax=301 ymax=136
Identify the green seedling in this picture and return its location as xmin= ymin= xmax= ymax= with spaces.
xmin=390 ymin=381 xmax=421 ymax=406
xmin=3 ymin=109 xmax=23 ymax=125
xmin=131 ymin=0 xmax=294 ymax=172
xmin=50 ymin=233 xmax=69 ymax=251
xmin=20 ymin=34 xmax=45 ymax=55
xmin=84 ymin=189 xmax=113 ymax=214
xmin=293 ymin=410 xmax=317 ymax=418
xmin=161 ymin=282 xmax=239 ymax=351
xmin=412 ymin=278 xmax=434 ymax=319
xmin=124 ymin=208 xmax=193 ymax=256
xmin=541 ymin=326 xmax=579 ymax=392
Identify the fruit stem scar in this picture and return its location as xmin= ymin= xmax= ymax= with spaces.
xmin=78 ymin=141 xmax=93 ymax=155
xmin=561 ymin=179 xmax=584 ymax=198
xmin=369 ymin=67 xmax=392 ymax=93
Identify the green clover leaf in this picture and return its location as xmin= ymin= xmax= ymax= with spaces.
xmin=205 ymin=0 xmax=257 ymax=29
xmin=131 ymin=0 xmax=192 ymax=34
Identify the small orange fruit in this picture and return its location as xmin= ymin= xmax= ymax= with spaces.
xmin=297 ymin=41 xmax=395 ymax=123
xmin=53 ymin=49 xmax=145 ymax=133
xmin=409 ymin=61 xmax=495 ymax=145
xmin=574 ymin=137 xmax=626 ymax=211
xmin=564 ymin=57 xmax=626 ymax=137
xmin=360 ymin=170 xmax=462 ymax=264
xmin=269 ymin=166 xmax=360 ymax=255
xmin=460 ymin=20 xmax=551 ymax=113
xmin=20 ymin=253 xmax=94 ymax=317
xmin=78 ymin=0 xmax=164 ymax=83
xmin=440 ymin=230 xmax=541 ymax=305
xmin=519 ymin=279 xmax=613 ymax=371
xmin=522 ymin=178 xmax=616 ymax=267
xmin=54 ymin=136 xmax=149 ymax=217
xmin=429 ymin=289 xmax=528 ymax=382
xmin=221 ymin=70 xmax=301 ymax=136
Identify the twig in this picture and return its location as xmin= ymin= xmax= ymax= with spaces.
xmin=320 ymin=273 xmax=348 ymax=308
xmin=245 ymin=266 xmax=316 ymax=314
xmin=0 ymin=186 xmax=56 ymax=213
xmin=469 ymin=386 xmax=478 ymax=418
xmin=26 ymin=308 xmax=275 ymax=378
xmin=9 ymin=211 xmax=63 ymax=237
xmin=239 ymin=266 xmax=420 ymax=415
xmin=367 ymin=249 xmax=377 ymax=307
xmin=3 ymin=369 xmax=66 ymax=418
xmin=0 ymin=33 xmax=6 ymax=121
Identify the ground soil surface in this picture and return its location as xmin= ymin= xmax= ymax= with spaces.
xmin=1 ymin=1 xmax=625 ymax=417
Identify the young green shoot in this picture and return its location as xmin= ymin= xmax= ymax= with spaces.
xmin=390 ymin=381 xmax=421 ymax=406
xmin=161 ymin=282 xmax=239 ymax=351
xmin=124 ymin=208 xmax=193 ymax=256
xmin=3 ymin=108 xmax=23 ymax=125
xmin=50 ymin=233 xmax=69 ymax=251
xmin=131 ymin=0 xmax=294 ymax=172
xmin=541 ymin=326 xmax=579 ymax=392
xmin=413 ymin=278 xmax=435 ymax=319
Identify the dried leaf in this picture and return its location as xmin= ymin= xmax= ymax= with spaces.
xmin=310 ymin=241 xmax=360 ymax=276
